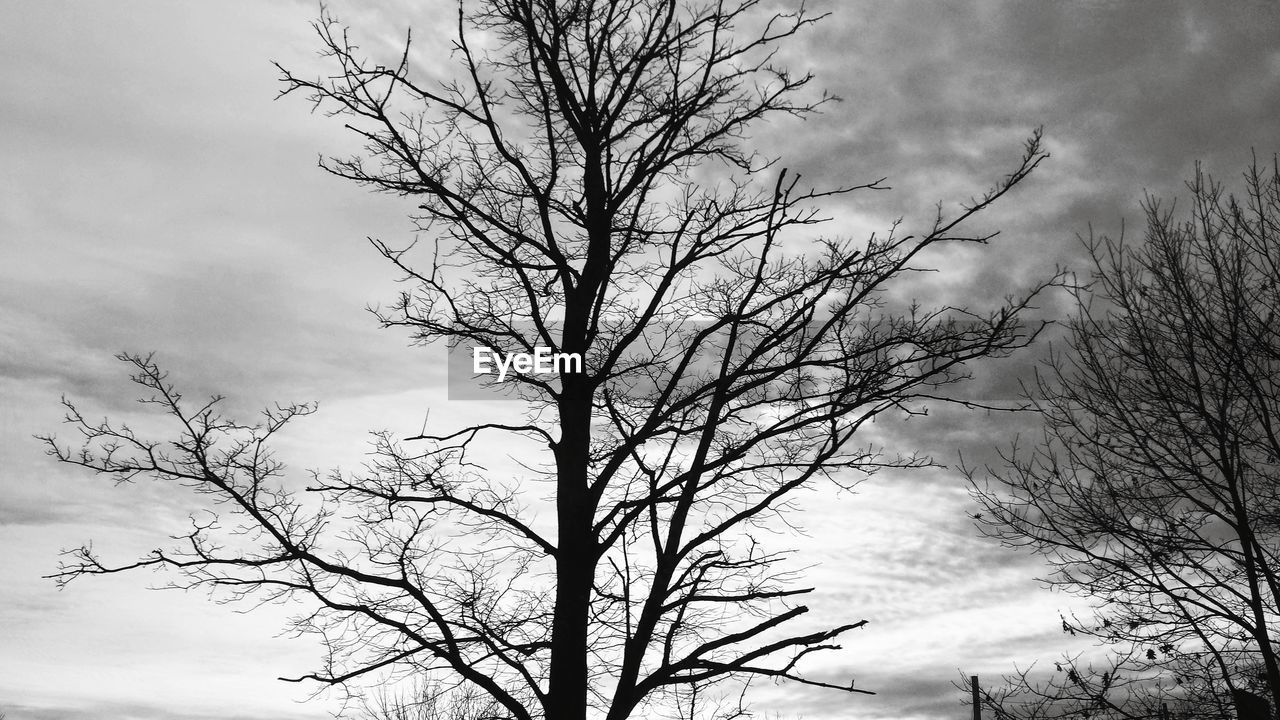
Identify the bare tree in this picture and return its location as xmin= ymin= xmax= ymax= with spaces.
xmin=968 ymin=154 xmax=1280 ymax=719
xmin=45 ymin=2 xmax=1054 ymax=719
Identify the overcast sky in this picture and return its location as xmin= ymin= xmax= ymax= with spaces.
xmin=2 ymin=2 xmax=1278 ymax=719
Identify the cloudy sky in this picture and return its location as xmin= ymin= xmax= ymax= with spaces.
xmin=2 ymin=2 xmax=1277 ymax=719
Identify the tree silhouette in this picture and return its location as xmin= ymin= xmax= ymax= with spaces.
xmin=968 ymin=154 xmax=1280 ymax=719
xmin=44 ymin=2 xmax=1053 ymax=719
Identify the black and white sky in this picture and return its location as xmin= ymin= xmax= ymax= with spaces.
xmin=1 ymin=2 xmax=1278 ymax=719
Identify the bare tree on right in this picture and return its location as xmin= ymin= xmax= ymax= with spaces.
xmin=968 ymin=155 xmax=1280 ymax=720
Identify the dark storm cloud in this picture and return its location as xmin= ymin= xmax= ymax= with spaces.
xmin=768 ymin=0 xmax=1280 ymax=313
xmin=796 ymin=1 xmax=1280 ymax=191
xmin=994 ymin=2 xmax=1280 ymax=176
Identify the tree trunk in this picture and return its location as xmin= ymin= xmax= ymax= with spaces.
xmin=547 ymin=143 xmax=609 ymax=720
xmin=548 ymin=391 xmax=593 ymax=720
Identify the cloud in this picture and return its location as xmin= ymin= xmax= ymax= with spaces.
xmin=0 ymin=701 xmax=321 ymax=720
xmin=3 ymin=2 xmax=1277 ymax=719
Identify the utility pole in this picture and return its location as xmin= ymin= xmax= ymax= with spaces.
xmin=972 ymin=675 xmax=981 ymax=720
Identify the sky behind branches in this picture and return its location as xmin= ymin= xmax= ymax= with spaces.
xmin=2 ymin=2 xmax=1278 ymax=719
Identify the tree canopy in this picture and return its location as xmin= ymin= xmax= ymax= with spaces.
xmin=45 ymin=2 xmax=1053 ymax=719
xmin=970 ymin=154 xmax=1280 ymax=720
